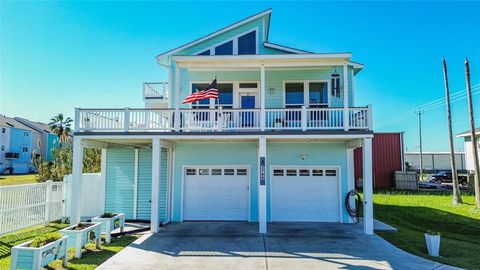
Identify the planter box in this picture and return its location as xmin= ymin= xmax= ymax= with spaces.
xmin=91 ymin=213 xmax=126 ymax=244
xmin=60 ymin=222 xmax=101 ymax=259
xmin=10 ymin=236 xmax=68 ymax=270
xmin=424 ymin=233 xmax=441 ymax=257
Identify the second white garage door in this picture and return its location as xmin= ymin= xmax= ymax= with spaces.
xmin=183 ymin=167 xmax=249 ymax=221
xmin=271 ymin=167 xmax=340 ymax=222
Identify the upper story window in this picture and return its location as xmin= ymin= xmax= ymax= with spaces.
xmin=215 ymin=41 xmax=233 ymax=55
xmin=1 ymin=128 xmax=5 ymax=133
xmin=22 ymin=147 xmax=28 ymax=152
xmin=285 ymin=83 xmax=304 ymax=108
xmin=195 ymin=29 xmax=257 ymax=56
xmin=309 ymin=82 xmax=328 ymax=108
xmin=285 ymin=81 xmax=329 ymax=108
xmin=238 ymin=31 xmax=256 ymax=54
xmin=24 ymin=132 xmax=29 ymax=136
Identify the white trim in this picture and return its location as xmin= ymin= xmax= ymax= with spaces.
xmin=157 ymin=9 xmax=271 ymax=59
xmin=282 ymin=80 xmax=331 ymax=108
xmin=100 ymin=148 xmax=107 ymax=215
xmin=263 ymin=42 xmax=309 ymax=54
xmin=262 ymin=17 xmax=266 ymax=43
xmin=269 ymin=165 xmax=343 ymax=222
xmin=174 ymin=53 xmax=352 ymax=62
xmin=363 ymin=138 xmax=374 ymax=234
xmin=191 ymin=27 xmax=259 ymax=56
xmin=75 ymin=134 xmax=374 ymax=141
xmin=348 ymin=61 xmax=365 ymax=69
xmin=151 ymin=138 xmax=161 ymax=233
xmin=133 ymin=148 xmax=138 ymax=220
xmin=181 ymin=165 xmax=252 ymax=222
xmin=346 ymin=148 xmax=355 ymax=223
xmin=170 ymin=148 xmax=176 ymax=222
xmin=343 ymin=64 xmax=349 ymax=131
xmin=258 ymin=136 xmax=266 ymax=233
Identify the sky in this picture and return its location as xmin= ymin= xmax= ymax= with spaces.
xmin=1 ymin=1 xmax=479 ymax=152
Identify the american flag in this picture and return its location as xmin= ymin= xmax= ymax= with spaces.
xmin=182 ymin=79 xmax=219 ymax=104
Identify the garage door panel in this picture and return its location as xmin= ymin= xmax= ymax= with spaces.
xmin=184 ymin=168 xmax=249 ymax=221
xmin=271 ymin=167 xmax=340 ymax=222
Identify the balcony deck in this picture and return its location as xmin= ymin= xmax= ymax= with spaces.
xmin=75 ymin=107 xmax=372 ymax=134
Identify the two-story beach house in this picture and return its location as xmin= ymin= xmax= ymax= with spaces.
xmin=70 ymin=9 xmax=375 ymax=235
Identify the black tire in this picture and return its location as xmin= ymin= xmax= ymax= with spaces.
xmin=461 ymin=180 xmax=467 ymax=186
xmin=436 ymin=179 xmax=442 ymax=184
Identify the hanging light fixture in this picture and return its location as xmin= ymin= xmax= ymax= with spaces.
xmin=331 ymin=67 xmax=341 ymax=97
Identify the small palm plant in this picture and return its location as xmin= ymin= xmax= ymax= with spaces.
xmin=49 ymin=113 xmax=73 ymax=147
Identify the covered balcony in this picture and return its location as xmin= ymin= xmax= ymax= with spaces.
xmin=74 ymin=106 xmax=372 ymax=133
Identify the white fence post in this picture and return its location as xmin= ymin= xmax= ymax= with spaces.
xmin=45 ymin=180 xmax=52 ymax=225
xmin=301 ymin=105 xmax=307 ymax=131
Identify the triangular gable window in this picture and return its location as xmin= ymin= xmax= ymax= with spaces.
xmin=238 ymin=31 xmax=256 ymax=55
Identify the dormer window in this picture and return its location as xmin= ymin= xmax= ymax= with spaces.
xmin=195 ymin=28 xmax=258 ymax=56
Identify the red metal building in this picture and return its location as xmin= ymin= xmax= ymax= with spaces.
xmin=354 ymin=133 xmax=405 ymax=188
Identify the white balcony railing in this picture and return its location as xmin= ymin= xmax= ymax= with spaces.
xmin=143 ymin=82 xmax=168 ymax=100
xmin=75 ymin=106 xmax=372 ymax=132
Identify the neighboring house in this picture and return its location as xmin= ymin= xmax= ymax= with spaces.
xmin=404 ymin=151 xmax=466 ymax=172
xmin=15 ymin=117 xmax=59 ymax=161
xmin=457 ymin=128 xmax=480 ymax=171
xmin=0 ymin=115 xmax=38 ymax=174
xmin=70 ymin=9 xmax=376 ymax=235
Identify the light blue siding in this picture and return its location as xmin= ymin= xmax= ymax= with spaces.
xmin=136 ymin=148 xmax=152 ymax=221
xmin=266 ymin=142 xmax=349 ymax=222
xmin=172 ymin=142 xmax=258 ymax=222
xmin=105 ymin=148 xmax=135 ymax=219
xmin=105 ymin=147 xmax=169 ymax=222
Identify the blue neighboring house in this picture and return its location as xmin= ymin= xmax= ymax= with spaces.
xmin=15 ymin=117 xmax=59 ymax=161
xmin=70 ymin=9 xmax=375 ymax=235
xmin=0 ymin=115 xmax=39 ymax=174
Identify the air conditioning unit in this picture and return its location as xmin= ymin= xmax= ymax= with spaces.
xmin=5 ymin=152 xmax=19 ymax=159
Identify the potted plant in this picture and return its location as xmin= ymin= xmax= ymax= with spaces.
xmin=91 ymin=212 xmax=126 ymax=244
xmin=424 ymin=230 xmax=441 ymax=257
xmin=60 ymin=222 xmax=101 ymax=259
xmin=10 ymin=232 xmax=68 ymax=270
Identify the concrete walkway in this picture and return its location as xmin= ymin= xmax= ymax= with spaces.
xmin=98 ymin=222 xmax=459 ymax=270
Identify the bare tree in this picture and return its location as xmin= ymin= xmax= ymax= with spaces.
xmin=464 ymin=58 xmax=480 ymax=208
xmin=443 ymin=58 xmax=462 ymax=204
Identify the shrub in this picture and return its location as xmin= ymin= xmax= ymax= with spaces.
xmin=30 ymin=232 xmax=62 ymax=248
xmin=101 ymin=212 xmax=117 ymax=218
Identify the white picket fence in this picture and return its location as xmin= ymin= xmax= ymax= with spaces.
xmin=63 ymin=173 xmax=105 ymax=219
xmin=0 ymin=180 xmax=64 ymax=236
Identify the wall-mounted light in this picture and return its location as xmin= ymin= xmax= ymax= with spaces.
xmin=331 ymin=67 xmax=341 ymax=98
xmin=268 ymin=87 xmax=275 ymax=95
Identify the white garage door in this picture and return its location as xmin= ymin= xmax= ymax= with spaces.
xmin=271 ymin=167 xmax=340 ymax=222
xmin=183 ymin=167 xmax=249 ymax=221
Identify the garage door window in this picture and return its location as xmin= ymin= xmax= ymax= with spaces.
xmin=199 ymin=169 xmax=210 ymax=175
xmin=312 ymin=169 xmax=323 ymax=176
xmin=325 ymin=170 xmax=337 ymax=176
xmin=273 ymin=169 xmax=284 ymax=176
xmin=212 ymin=169 xmax=222 ymax=175
xmin=286 ymin=169 xmax=297 ymax=176
xmin=224 ymin=169 xmax=235 ymax=175
xmin=299 ymin=169 xmax=310 ymax=176
xmin=186 ymin=168 xmax=196 ymax=175
xmin=237 ymin=169 xmax=247 ymax=175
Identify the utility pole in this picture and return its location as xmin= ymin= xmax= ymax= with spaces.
xmin=443 ymin=58 xmax=462 ymax=204
xmin=465 ymin=58 xmax=480 ymax=208
xmin=416 ymin=110 xmax=424 ymax=180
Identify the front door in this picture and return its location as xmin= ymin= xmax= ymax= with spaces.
xmin=240 ymin=95 xmax=256 ymax=127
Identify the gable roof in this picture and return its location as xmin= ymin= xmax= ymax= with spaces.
xmin=14 ymin=117 xmax=53 ymax=134
xmin=457 ymin=128 xmax=480 ymax=138
xmin=263 ymin=42 xmax=311 ymax=54
xmin=0 ymin=115 xmax=39 ymax=133
xmin=157 ymin=9 xmax=272 ymax=61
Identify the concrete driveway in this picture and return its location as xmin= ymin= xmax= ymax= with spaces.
xmin=98 ymin=222 xmax=458 ymax=270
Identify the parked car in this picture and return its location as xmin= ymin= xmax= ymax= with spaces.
xmin=428 ymin=171 xmax=468 ymax=185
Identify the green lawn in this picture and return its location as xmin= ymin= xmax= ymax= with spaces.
xmin=0 ymin=174 xmax=40 ymax=186
xmin=0 ymin=222 xmax=139 ymax=270
xmin=374 ymin=191 xmax=480 ymax=270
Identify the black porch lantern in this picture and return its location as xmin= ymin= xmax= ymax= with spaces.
xmin=331 ymin=68 xmax=341 ymax=97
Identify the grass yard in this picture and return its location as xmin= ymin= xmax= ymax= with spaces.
xmin=374 ymin=191 xmax=480 ymax=270
xmin=0 ymin=174 xmax=40 ymax=186
xmin=0 ymin=222 xmax=139 ymax=270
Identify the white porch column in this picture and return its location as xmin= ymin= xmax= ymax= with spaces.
xmin=70 ymin=137 xmax=84 ymax=225
xmin=174 ymin=67 xmax=181 ymax=132
xmin=346 ymin=148 xmax=355 ymax=223
xmin=258 ymin=136 xmax=267 ymax=233
xmin=363 ymin=138 xmax=374 ymax=234
xmin=260 ymin=65 xmax=266 ymax=131
xmin=151 ymin=138 xmax=161 ymax=233
xmin=343 ymin=64 xmax=349 ymax=131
